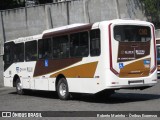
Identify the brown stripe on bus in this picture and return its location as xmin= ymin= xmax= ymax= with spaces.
xmin=50 ymin=61 xmax=98 ymax=78
xmin=33 ymin=58 xmax=82 ymax=77
xmin=119 ymin=58 xmax=151 ymax=78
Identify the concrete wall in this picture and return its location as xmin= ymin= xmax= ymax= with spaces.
xmin=87 ymin=0 xmax=118 ymax=23
xmin=2 ymin=8 xmax=28 ymax=41
xmin=50 ymin=3 xmax=68 ymax=28
xmin=0 ymin=13 xmax=3 ymax=41
xmin=0 ymin=14 xmax=4 ymax=87
xmin=0 ymin=0 xmax=146 ymax=86
xmin=118 ymin=0 xmax=146 ymax=20
xmin=69 ymin=0 xmax=87 ymax=24
xmin=0 ymin=12 xmax=4 ymax=47
xmin=0 ymin=56 xmax=3 ymax=87
xmin=0 ymin=0 xmax=146 ymax=42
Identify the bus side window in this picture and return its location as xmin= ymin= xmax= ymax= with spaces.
xmin=25 ymin=41 xmax=37 ymax=61
xmin=70 ymin=31 xmax=89 ymax=57
xmin=4 ymin=42 xmax=14 ymax=70
xmin=38 ymin=38 xmax=52 ymax=59
xmin=52 ymin=35 xmax=69 ymax=59
xmin=14 ymin=43 xmax=24 ymax=62
xmin=90 ymin=29 xmax=101 ymax=56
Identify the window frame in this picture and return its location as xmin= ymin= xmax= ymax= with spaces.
xmin=70 ymin=31 xmax=89 ymax=58
xmin=113 ymin=25 xmax=151 ymax=42
xmin=52 ymin=35 xmax=70 ymax=59
xmin=25 ymin=40 xmax=38 ymax=62
xmin=90 ymin=29 xmax=101 ymax=57
xmin=4 ymin=42 xmax=14 ymax=64
xmin=38 ymin=38 xmax=52 ymax=60
xmin=13 ymin=43 xmax=24 ymax=62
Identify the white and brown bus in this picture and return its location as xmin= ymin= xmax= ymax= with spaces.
xmin=4 ymin=19 xmax=157 ymax=100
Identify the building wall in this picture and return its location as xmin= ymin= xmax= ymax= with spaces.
xmin=0 ymin=56 xmax=3 ymax=87
xmin=0 ymin=13 xmax=4 ymax=87
xmin=0 ymin=0 xmax=146 ymax=86
xmin=2 ymin=8 xmax=28 ymax=41
xmin=155 ymin=29 xmax=160 ymax=39
xmin=118 ymin=0 xmax=146 ymax=20
xmin=0 ymin=12 xmax=4 ymax=49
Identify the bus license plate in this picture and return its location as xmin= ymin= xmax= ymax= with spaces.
xmin=128 ymin=80 xmax=144 ymax=85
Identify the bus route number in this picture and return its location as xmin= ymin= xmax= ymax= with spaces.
xmin=138 ymin=28 xmax=147 ymax=35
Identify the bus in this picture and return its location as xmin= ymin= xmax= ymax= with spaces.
xmin=156 ymin=37 xmax=160 ymax=78
xmin=3 ymin=19 xmax=157 ymax=100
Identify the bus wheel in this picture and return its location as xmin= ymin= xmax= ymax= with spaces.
xmin=57 ymin=78 xmax=70 ymax=100
xmin=16 ymin=79 xmax=24 ymax=95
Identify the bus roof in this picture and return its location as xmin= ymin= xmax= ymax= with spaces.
xmin=5 ymin=34 xmax=42 ymax=44
xmin=100 ymin=19 xmax=152 ymax=26
xmin=42 ymin=23 xmax=93 ymax=39
xmin=42 ymin=23 xmax=88 ymax=34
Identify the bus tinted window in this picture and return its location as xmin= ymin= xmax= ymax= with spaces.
xmin=157 ymin=46 xmax=160 ymax=65
xmin=4 ymin=42 xmax=15 ymax=70
xmin=25 ymin=41 xmax=37 ymax=61
xmin=52 ymin=35 xmax=69 ymax=59
xmin=70 ymin=32 xmax=89 ymax=57
xmin=114 ymin=25 xmax=151 ymax=42
xmin=90 ymin=29 xmax=100 ymax=56
xmin=38 ymin=38 xmax=52 ymax=59
xmin=14 ymin=43 xmax=24 ymax=62
xmin=4 ymin=42 xmax=14 ymax=64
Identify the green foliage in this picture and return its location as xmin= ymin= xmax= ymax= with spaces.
xmin=0 ymin=0 xmax=25 ymax=10
xmin=141 ymin=0 xmax=160 ymax=22
xmin=0 ymin=0 xmax=53 ymax=10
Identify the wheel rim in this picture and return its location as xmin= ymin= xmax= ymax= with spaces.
xmin=59 ymin=83 xmax=67 ymax=97
xmin=17 ymin=82 xmax=22 ymax=91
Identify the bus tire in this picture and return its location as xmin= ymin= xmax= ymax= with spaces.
xmin=57 ymin=78 xmax=70 ymax=100
xmin=16 ymin=78 xmax=24 ymax=95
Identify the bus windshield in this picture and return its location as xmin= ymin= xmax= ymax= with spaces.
xmin=157 ymin=46 xmax=160 ymax=65
xmin=114 ymin=25 xmax=151 ymax=42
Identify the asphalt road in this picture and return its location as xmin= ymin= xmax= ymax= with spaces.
xmin=0 ymin=80 xmax=160 ymax=120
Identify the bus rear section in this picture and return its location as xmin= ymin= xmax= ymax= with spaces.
xmin=106 ymin=21 xmax=157 ymax=90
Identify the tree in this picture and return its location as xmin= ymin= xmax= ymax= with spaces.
xmin=140 ymin=0 xmax=160 ymax=27
xmin=0 ymin=0 xmax=25 ymax=10
xmin=0 ymin=0 xmax=53 ymax=10
xmin=38 ymin=0 xmax=53 ymax=4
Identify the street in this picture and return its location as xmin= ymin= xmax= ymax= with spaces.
xmin=0 ymin=81 xmax=160 ymax=120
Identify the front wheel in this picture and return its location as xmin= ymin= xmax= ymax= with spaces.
xmin=16 ymin=79 xmax=24 ymax=95
xmin=57 ymin=78 xmax=70 ymax=100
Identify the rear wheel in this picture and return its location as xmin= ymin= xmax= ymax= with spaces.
xmin=57 ymin=78 xmax=70 ymax=100
xmin=16 ymin=78 xmax=24 ymax=95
